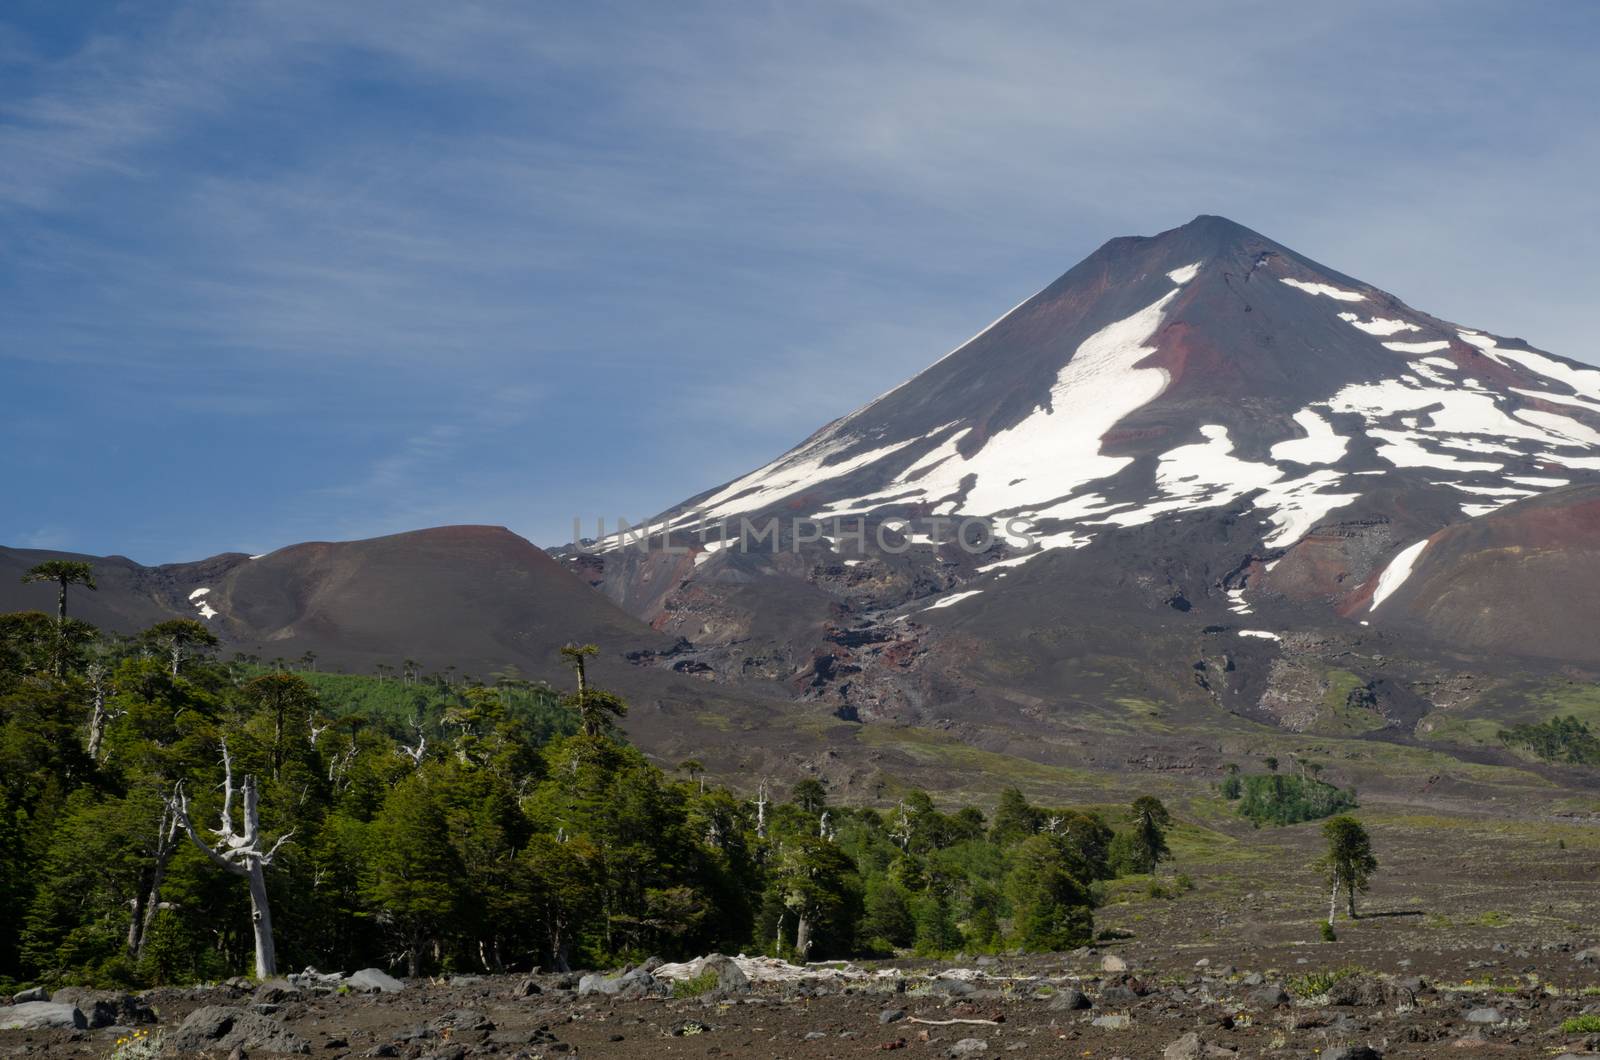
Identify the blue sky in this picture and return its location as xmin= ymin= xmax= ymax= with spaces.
xmin=3 ymin=1 xmax=1597 ymax=562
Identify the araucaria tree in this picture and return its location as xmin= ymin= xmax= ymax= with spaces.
xmin=1109 ymin=795 xmax=1172 ymax=875
xmin=169 ymin=743 xmax=294 ymax=978
xmin=559 ymin=644 xmax=627 ymax=736
xmin=1318 ymin=815 xmax=1377 ymax=924
xmin=21 ymin=560 xmax=96 ymax=677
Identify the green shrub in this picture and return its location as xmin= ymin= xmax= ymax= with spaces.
xmin=1289 ymin=966 xmax=1362 ymax=996
xmin=1236 ymin=773 xmax=1357 ymax=825
xmin=1319 ymin=921 xmax=1337 ymax=942
xmin=1561 ymin=1015 xmax=1600 ymax=1034
xmin=672 ymin=970 xmax=720 ymax=999
xmin=1500 ymin=716 xmax=1600 ymax=765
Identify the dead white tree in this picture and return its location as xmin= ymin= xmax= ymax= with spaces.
xmin=169 ymin=743 xmax=293 ymax=978
xmin=396 ymin=724 xmax=427 ymax=768
xmin=755 ymin=778 xmax=770 ymax=839
xmin=85 ymin=663 xmax=123 ymax=762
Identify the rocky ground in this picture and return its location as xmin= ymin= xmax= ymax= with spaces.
xmin=6 ymin=944 xmax=1600 ymax=1060
xmin=7 ymin=803 xmax=1600 ymax=1058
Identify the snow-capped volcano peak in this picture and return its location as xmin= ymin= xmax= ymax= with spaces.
xmin=638 ymin=216 xmax=1600 ymax=568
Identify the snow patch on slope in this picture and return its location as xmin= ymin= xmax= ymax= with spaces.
xmin=1269 ymin=409 xmax=1348 ymax=466
xmin=1167 ymin=261 xmax=1202 ymax=284
xmin=922 ymin=590 xmax=983 ymax=612
xmin=1281 ymin=278 xmax=1364 ymax=301
xmin=1370 ymin=539 xmax=1429 ymax=611
xmin=1384 ymin=340 xmax=1451 ymax=354
xmin=1339 ymin=313 xmax=1419 ymax=336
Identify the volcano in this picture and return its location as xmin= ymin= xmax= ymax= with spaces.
xmin=578 ymin=216 xmax=1600 ymax=741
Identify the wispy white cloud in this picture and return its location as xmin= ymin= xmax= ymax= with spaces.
xmin=2 ymin=0 xmax=1597 ymax=560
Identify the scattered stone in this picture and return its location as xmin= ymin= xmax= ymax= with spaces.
xmin=805 ymin=1030 xmax=827 ymax=1040
xmin=949 ymin=1038 xmax=988 ymax=1056
xmin=513 ymin=977 xmax=542 ymax=997
xmin=168 ymin=1005 xmax=311 ymax=1055
xmin=1464 ymin=1007 xmax=1504 ymax=1024
xmin=1321 ymin=1047 xmax=1383 ymax=1060
xmin=1092 ymin=1013 xmax=1133 ymax=1030
xmin=880 ymin=1008 xmax=907 ymax=1024
xmin=1101 ymin=954 xmax=1128 ymax=973
xmin=0 ymin=1002 xmax=86 ymax=1031
xmin=344 ymin=968 xmax=406 ymax=994
xmin=10 ymin=986 xmax=48 ymax=1004
xmin=1241 ymin=972 xmax=1264 ymax=987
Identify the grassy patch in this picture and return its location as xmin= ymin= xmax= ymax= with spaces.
xmin=1562 ymin=1015 xmax=1600 ymax=1034
xmin=855 ymin=725 xmax=1098 ymax=788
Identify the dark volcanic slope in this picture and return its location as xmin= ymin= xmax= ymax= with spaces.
xmin=1358 ymin=484 xmax=1600 ymax=666
xmin=1 ymin=526 xmax=670 ymax=684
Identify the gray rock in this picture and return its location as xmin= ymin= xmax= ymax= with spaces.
xmin=1251 ymin=983 xmax=1290 ymax=1007
xmin=1164 ymin=1032 xmax=1204 ymax=1060
xmin=949 ymin=1039 xmax=988 ymax=1057
xmin=577 ymin=973 xmax=621 ymax=997
xmin=1101 ymin=954 xmax=1128 ymax=973
xmin=167 ymin=1005 xmax=310 ymax=1055
xmin=1100 ymin=981 xmax=1142 ymax=1004
xmin=616 ymin=968 xmax=666 ymax=1000
xmin=430 ymin=1009 xmax=493 ymax=1032
xmin=928 ymin=978 xmax=976 ymax=997
xmin=1320 ymin=1047 xmax=1382 ymax=1060
xmin=1576 ymin=948 xmax=1600 ymax=964
xmin=1326 ymin=975 xmax=1411 ymax=1008
xmin=344 ymin=968 xmax=406 ymax=994
xmin=1464 ymin=1007 xmax=1504 ymax=1024
xmin=254 ymin=979 xmax=303 ymax=1005
xmin=10 ymin=986 xmax=48 ymax=1004
xmin=702 ymin=954 xmax=751 ymax=996
xmin=51 ymin=988 xmax=157 ymax=1027
xmin=1241 ymin=972 xmax=1264 ymax=987
xmin=1091 ymin=1013 xmax=1132 ymax=1030
xmin=880 ymin=1008 xmax=907 ymax=1024
xmin=1047 ymin=988 xmax=1091 ymax=1011
xmin=0 ymin=1002 xmax=86 ymax=1031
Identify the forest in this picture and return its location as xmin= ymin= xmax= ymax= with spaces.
xmin=0 ymin=562 xmax=1177 ymax=992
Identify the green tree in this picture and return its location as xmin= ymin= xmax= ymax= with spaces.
xmin=240 ymin=673 xmax=320 ymax=781
xmin=790 ymin=778 xmax=828 ymax=815
xmin=769 ymin=833 xmax=861 ymax=960
xmin=142 ymin=620 xmax=220 ymax=677
xmin=364 ymin=771 xmax=464 ymax=976
xmin=1004 ymin=834 xmax=1095 ymax=951
xmin=1318 ymin=815 xmax=1377 ymax=924
xmin=988 ymin=787 xmax=1041 ymax=846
